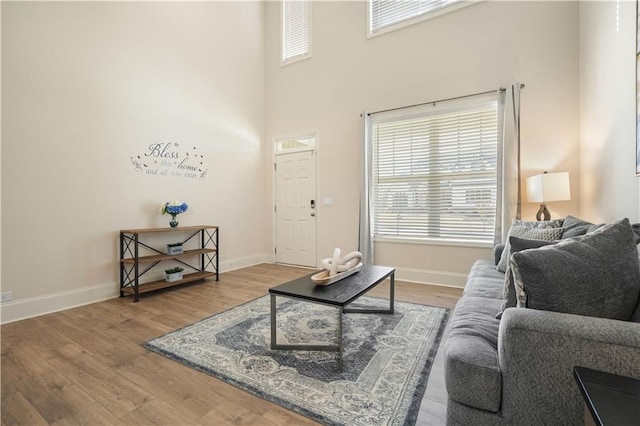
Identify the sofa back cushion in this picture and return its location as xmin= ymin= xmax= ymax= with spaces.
xmin=633 ymin=297 xmax=640 ymax=323
xmin=510 ymin=219 xmax=640 ymax=320
xmin=495 ymin=236 xmax=557 ymax=319
xmin=561 ymin=215 xmax=594 ymax=238
xmin=496 ymin=220 xmax=564 ymax=272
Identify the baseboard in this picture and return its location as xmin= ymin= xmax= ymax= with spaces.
xmin=265 ymin=263 xmax=467 ymax=288
xmin=1 ymin=253 xmax=273 ymax=325
xmin=218 ymin=253 xmax=273 ymax=273
xmin=393 ymin=266 xmax=467 ymax=288
xmin=1 ymin=282 xmax=119 ymax=325
xmin=1 ymin=257 xmax=463 ymax=324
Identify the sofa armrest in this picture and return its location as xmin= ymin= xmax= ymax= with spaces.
xmin=497 ymin=308 xmax=640 ymax=425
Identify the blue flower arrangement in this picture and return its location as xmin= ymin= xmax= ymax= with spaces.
xmin=159 ymin=200 xmax=189 ymax=216
xmin=159 ymin=200 xmax=188 ymax=227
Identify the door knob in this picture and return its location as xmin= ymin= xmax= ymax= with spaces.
xmin=310 ymin=212 xmax=316 ymax=217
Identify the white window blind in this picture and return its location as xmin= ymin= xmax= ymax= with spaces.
xmin=369 ymin=0 xmax=467 ymax=35
xmin=282 ymin=0 xmax=311 ymax=65
xmin=372 ymin=97 xmax=498 ymax=244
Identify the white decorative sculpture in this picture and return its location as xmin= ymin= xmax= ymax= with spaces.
xmin=321 ymin=249 xmax=362 ymax=276
xmin=312 ymin=248 xmax=363 ymax=286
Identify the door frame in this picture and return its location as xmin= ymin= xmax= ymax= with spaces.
xmin=272 ymin=132 xmax=319 ymax=268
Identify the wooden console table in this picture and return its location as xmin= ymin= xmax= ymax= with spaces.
xmin=119 ymin=225 xmax=219 ymax=302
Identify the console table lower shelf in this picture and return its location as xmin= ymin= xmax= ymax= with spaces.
xmin=121 ymin=271 xmax=217 ymax=296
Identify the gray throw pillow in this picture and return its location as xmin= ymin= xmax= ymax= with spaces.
xmin=495 ymin=236 xmax=558 ymax=319
xmin=510 ymin=219 xmax=640 ymax=320
xmin=562 ymin=215 xmax=593 ymax=238
xmin=496 ymin=222 xmax=564 ymax=272
xmin=588 ymin=223 xmax=605 ymax=233
xmin=513 ymin=219 xmax=564 ymax=229
xmin=632 ymin=223 xmax=640 ymax=244
xmin=633 ymin=243 xmax=640 ymax=323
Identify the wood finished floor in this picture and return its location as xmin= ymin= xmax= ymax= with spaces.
xmin=1 ymin=263 xmax=463 ymax=425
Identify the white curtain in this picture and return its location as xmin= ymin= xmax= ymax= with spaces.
xmin=495 ymin=83 xmax=523 ymax=246
xmin=359 ymin=111 xmax=374 ymax=264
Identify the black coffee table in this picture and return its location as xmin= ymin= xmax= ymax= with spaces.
xmin=573 ymin=366 xmax=640 ymax=426
xmin=269 ymin=264 xmax=395 ymax=369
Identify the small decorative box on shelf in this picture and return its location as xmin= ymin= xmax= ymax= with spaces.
xmin=119 ymin=225 xmax=219 ymax=302
xmin=165 ymin=267 xmax=184 ymax=282
xmin=166 ymin=243 xmax=184 ymax=255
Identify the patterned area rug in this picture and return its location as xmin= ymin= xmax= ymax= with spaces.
xmin=144 ymin=295 xmax=449 ymax=426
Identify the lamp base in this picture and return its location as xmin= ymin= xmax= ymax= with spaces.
xmin=536 ymin=203 xmax=551 ymax=221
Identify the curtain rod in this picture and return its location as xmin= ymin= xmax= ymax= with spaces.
xmin=367 ymin=84 xmax=525 ymax=116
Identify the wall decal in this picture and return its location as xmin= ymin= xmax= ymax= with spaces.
xmin=130 ymin=142 xmax=208 ymax=180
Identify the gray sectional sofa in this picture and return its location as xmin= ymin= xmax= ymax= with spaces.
xmin=444 ymin=217 xmax=640 ymax=425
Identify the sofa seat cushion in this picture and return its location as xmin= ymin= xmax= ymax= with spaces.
xmin=445 ymin=296 xmax=503 ymax=412
xmin=463 ymin=260 xmax=505 ymax=300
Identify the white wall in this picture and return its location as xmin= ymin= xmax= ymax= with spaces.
xmin=1 ymin=2 xmax=267 ymax=322
xmin=579 ymin=0 xmax=640 ymax=222
xmin=6 ymin=0 xmax=629 ymax=323
xmin=264 ymin=1 xmax=580 ymax=286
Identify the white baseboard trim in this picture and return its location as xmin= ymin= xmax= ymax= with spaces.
xmin=266 ymin=263 xmax=467 ymax=288
xmin=1 ymin=282 xmax=119 ymax=325
xmin=394 ymin=266 xmax=467 ymax=288
xmin=218 ymin=253 xmax=273 ymax=273
xmin=1 ymin=258 xmax=463 ymax=324
xmin=1 ymin=253 xmax=274 ymax=325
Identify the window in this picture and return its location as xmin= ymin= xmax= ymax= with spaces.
xmin=276 ymin=134 xmax=316 ymax=153
xmin=368 ymin=0 xmax=471 ymax=36
xmin=372 ymin=95 xmax=498 ymax=244
xmin=281 ymin=0 xmax=311 ymax=65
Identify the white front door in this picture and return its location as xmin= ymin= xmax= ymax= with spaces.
xmin=275 ymin=150 xmax=317 ymax=267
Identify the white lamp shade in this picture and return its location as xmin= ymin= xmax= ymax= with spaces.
xmin=526 ymin=172 xmax=571 ymax=203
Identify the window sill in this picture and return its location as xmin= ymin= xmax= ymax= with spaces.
xmin=374 ymin=236 xmax=492 ymax=249
xmin=280 ymin=53 xmax=312 ymax=67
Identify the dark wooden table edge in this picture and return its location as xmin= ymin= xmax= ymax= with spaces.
xmin=267 ymin=265 xmax=395 ymax=307
xmin=574 ymin=366 xmax=603 ymax=426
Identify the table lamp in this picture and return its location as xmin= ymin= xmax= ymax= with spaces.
xmin=526 ymin=171 xmax=571 ymax=221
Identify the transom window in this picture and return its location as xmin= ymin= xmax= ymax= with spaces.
xmin=372 ymin=94 xmax=498 ymax=244
xmin=276 ymin=134 xmax=316 ymax=153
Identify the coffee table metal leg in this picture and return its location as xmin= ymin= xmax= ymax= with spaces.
xmin=389 ymin=271 xmax=395 ymax=314
xmin=338 ymin=308 xmax=343 ymax=370
xmin=269 ymin=296 xmax=340 ymax=353
xmin=343 ymin=271 xmax=395 ymax=315
xmin=270 ymin=293 xmax=276 ymax=349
